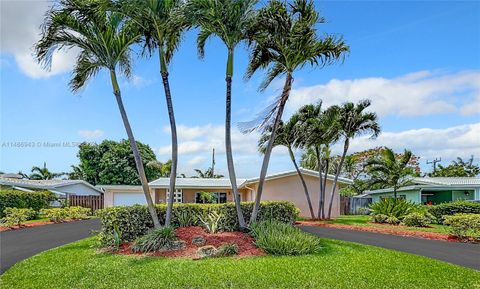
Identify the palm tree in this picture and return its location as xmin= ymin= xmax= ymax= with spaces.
xmin=186 ymin=0 xmax=258 ymax=229
xmin=35 ymin=1 xmax=161 ymax=228
xmin=245 ymin=0 xmax=349 ymax=223
xmin=29 ymin=162 xmax=65 ymax=180
xmin=117 ymin=0 xmax=186 ymax=227
xmin=192 ymin=168 xmax=224 ymax=178
xmin=326 ymin=100 xmax=380 ymax=219
xmin=366 ymin=148 xmax=415 ymax=199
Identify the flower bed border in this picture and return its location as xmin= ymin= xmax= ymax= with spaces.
xmin=0 ymin=219 xmax=83 ymax=232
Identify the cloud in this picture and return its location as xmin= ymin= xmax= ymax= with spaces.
xmin=78 ymin=129 xmax=104 ymax=139
xmin=187 ymin=156 xmax=208 ymax=167
xmin=286 ymin=70 xmax=480 ymax=118
xmin=0 ymin=0 xmax=77 ymax=78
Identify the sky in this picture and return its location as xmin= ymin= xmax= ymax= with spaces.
xmin=1 ymin=0 xmax=479 ymax=178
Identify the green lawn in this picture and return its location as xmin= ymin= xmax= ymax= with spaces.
xmin=322 ymin=215 xmax=450 ymax=234
xmin=1 ymin=237 xmax=478 ymax=289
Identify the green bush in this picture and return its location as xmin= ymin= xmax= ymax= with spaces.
xmin=2 ymin=207 xmax=35 ymax=227
xmin=369 ymin=198 xmax=416 ymax=222
xmin=250 ymin=220 xmax=322 ymax=256
xmin=428 ymin=201 xmax=480 ymax=223
xmin=401 ymin=212 xmax=434 ymax=227
xmin=132 ymin=226 xmax=177 ymax=253
xmin=216 ymin=243 xmax=239 ymax=257
xmin=0 ymin=190 xmax=56 ymax=218
xmin=65 ymin=206 xmax=90 ymax=220
xmin=96 ymin=202 xmax=298 ymax=243
xmin=198 ymin=211 xmax=223 ymax=233
xmin=174 ymin=210 xmax=198 ymax=227
xmin=41 ymin=208 xmax=68 ymax=223
xmin=443 ymin=214 xmax=480 ymax=241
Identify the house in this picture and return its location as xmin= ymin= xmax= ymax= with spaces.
xmin=100 ymin=168 xmax=352 ymax=218
xmin=367 ymin=177 xmax=480 ymax=205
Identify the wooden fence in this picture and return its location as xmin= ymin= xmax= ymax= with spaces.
xmin=68 ymin=195 xmax=104 ymax=213
xmin=340 ymin=197 xmax=372 ymax=215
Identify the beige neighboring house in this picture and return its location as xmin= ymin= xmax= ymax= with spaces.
xmin=100 ymin=168 xmax=352 ymax=218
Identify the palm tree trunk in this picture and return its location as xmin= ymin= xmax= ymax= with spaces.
xmin=110 ymin=70 xmax=161 ymax=229
xmin=315 ymin=146 xmax=324 ymax=219
xmin=327 ymin=138 xmax=349 ymax=219
xmin=250 ymin=73 xmax=293 ymax=224
xmin=322 ymin=158 xmax=329 ymax=219
xmin=225 ymin=48 xmax=246 ymax=229
xmin=288 ymin=146 xmax=315 ymax=219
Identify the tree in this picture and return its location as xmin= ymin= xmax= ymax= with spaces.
xmin=366 ymin=148 xmax=415 ymax=199
xmin=147 ymin=160 xmax=172 ymax=179
xmin=192 ymin=168 xmax=224 ymax=178
xmin=35 ymin=1 xmax=161 ymax=228
xmin=258 ymin=116 xmax=315 ymax=219
xmin=186 ymin=0 xmax=258 ymax=229
xmin=244 ymin=0 xmax=348 ymax=223
xmin=29 ymin=162 xmax=65 ymax=180
xmin=118 ymin=0 xmax=187 ymax=227
xmin=429 ymin=156 xmax=480 ymax=177
xmin=325 ymin=100 xmax=380 ymax=219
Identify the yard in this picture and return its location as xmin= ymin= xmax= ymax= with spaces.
xmin=1 ymin=237 xmax=479 ymax=289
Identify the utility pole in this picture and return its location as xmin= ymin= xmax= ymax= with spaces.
xmin=427 ymin=157 xmax=442 ymax=173
xmin=211 ymin=148 xmax=215 ymax=177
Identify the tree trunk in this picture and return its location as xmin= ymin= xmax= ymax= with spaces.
xmin=110 ymin=70 xmax=161 ymax=228
xmin=225 ymin=48 xmax=246 ymax=229
xmin=250 ymin=73 xmax=293 ymax=224
xmin=288 ymin=146 xmax=315 ymax=219
xmin=315 ymin=146 xmax=324 ymax=219
xmin=160 ymin=68 xmax=178 ymax=227
xmin=322 ymin=158 xmax=329 ymax=219
xmin=327 ymin=138 xmax=349 ymax=219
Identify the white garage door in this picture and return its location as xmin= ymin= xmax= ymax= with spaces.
xmin=114 ymin=192 xmax=147 ymax=206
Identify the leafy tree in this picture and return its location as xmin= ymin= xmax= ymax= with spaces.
xmin=29 ymin=162 xmax=65 ymax=180
xmin=186 ymin=0 xmax=258 ymax=229
xmin=35 ymin=1 xmax=161 ymax=228
xmin=429 ymin=156 xmax=480 ymax=177
xmin=365 ymin=148 xmax=415 ymax=199
xmin=245 ymin=0 xmax=348 ymax=223
xmin=192 ymin=168 xmax=224 ymax=178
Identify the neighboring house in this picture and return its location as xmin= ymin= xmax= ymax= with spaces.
xmin=0 ymin=175 xmax=103 ymax=197
xmin=100 ymin=168 xmax=352 ymax=218
xmin=367 ymin=177 xmax=480 ymax=205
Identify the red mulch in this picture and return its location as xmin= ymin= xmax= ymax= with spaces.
xmin=117 ymin=226 xmax=265 ymax=259
xmin=296 ymin=221 xmax=460 ymax=242
xmin=0 ymin=219 xmax=79 ymax=232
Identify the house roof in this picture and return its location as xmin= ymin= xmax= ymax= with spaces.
xmin=149 ymin=177 xmax=247 ymax=189
xmin=245 ymin=168 xmax=353 ymax=185
xmin=0 ymin=177 xmax=103 ymax=194
xmin=366 ymin=177 xmax=480 ymax=195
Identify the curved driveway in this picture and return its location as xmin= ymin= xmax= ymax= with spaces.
xmin=1 ymin=219 xmax=100 ymax=274
xmin=299 ymin=225 xmax=480 ymax=270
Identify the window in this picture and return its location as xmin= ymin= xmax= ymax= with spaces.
xmin=195 ymin=192 xmax=227 ymax=204
xmin=166 ymin=189 xmax=183 ymax=203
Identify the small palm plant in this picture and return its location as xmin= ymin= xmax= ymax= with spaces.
xmin=35 ymin=0 xmax=161 ymax=228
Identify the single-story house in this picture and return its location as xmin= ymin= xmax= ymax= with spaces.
xmin=99 ymin=168 xmax=352 ymax=218
xmin=367 ymin=177 xmax=480 ymax=205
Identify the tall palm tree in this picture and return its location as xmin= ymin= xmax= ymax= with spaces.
xmin=186 ymin=0 xmax=258 ymax=229
xmin=366 ymin=148 xmax=414 ymax=199
xmin=29 ymin=162 xmax=65 ymax=180
xmin=118 ymin=0 xmax=187 ymax=226
xmin=245 ymin=0 xmax=349 ymax=223
xmin=35 ymin=0 xmax=161 ymax=228
xmin=258 ymin=116 xmax=315 ymax=219
xmin=326 ymin=100 xmax=380 ymax=219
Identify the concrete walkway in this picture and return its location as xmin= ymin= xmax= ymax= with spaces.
xmin=299 ymin=225 xmax=480 ymax=270
xmin=1 ymin=219 xmax=100 ymax=274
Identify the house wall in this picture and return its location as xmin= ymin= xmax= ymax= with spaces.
xmin=452 ymin=190 xmax=475 ymax=201
xmin=154 ymin=188 xmax=249 ymax=203
xmin=103 ymin=187 xmax=153 ymax=207
xmin=55 ymin=183 xmax=101 ymax=196
xmin=246 ymin=174 xmax=341 ymax=218
xmin=371 ymin=190 xmax=421 ymax=204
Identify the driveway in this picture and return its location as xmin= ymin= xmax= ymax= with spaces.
xmin=299 ymin=225 xmax=480 ymax=270
xmin=1 ymin=218 xmax=100 ymax=274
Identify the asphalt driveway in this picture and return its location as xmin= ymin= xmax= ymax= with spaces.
xmin=1 ymin=218 xmax=100 ymax=274
xmin=299 ymin=225 xmax=480 ymax=270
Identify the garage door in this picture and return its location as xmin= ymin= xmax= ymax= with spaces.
xmin=114 ymin=192 xmax=147 ymax=206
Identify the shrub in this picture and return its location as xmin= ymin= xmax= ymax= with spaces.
xmin=443 ymin=214 xmax=480 ymax=241
xmin=65 ymin=206 xmax=90 ymax=220
xmin=216 ymin=243 xmax=239 ymax=257
xmin=132 ymin=226 xmax=177 ymax=253
xmin=428 ymin=201 xmax=480 ymax=223
xmin=369 ymin=198 xmax=416 ymax=222
xmin=385 ymin=216 xmax=400 ymax=225
xmin=96 ymin=202 xmax=298 ymax=243
xmin=41 ymin=208 xmax=68 ymax=223
xmin=198 ymin=211 xmax=223 ymax=234
xmin=372 ymin=214 xmax=388 ymax=223
xmin=2 ymin=207 xmax=35 ymax=227
xmin=0 ymin=190 xmax=56 ymax=218
xmin=174 ymin=210 xmax=197 ymax=227
xmin=401 ymin=212 xmax=433 ymax=227
xmin=250 ymin=220 xmax=322 ymax=256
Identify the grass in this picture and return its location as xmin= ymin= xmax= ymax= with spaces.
xmin=322 ymin=215 xmax=451 ymax=234
xmin=1 ymin=237 xmax=479 ymax=289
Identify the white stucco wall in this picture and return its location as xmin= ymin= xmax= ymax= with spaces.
xmin=55 ymin=183 xmax=101 ymax=196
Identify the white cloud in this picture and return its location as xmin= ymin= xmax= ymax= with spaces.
xmin=78 ymin=129 xmax=104 ymax=139
xmin=187 ymin=156 xmax=208 ymax=167
xmin=286 ymin=70 xmax=480 ymax=118
xmin=0 ymin=0 xmax=77 ymax=78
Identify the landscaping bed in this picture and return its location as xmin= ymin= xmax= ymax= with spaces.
xmin=0 ymin=219 xmax=78 ymax=232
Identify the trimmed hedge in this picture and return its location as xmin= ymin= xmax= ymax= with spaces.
xmin=96 ymin=201 xmax=299 ymax=243
xmin=0 ymin=190 xmax=56 ymax=218
xmin=427 ymin=201 xmax=480 ymax=223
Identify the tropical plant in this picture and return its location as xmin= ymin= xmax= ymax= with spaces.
xmin=401 ymin=212 xmax=434 ymax=227
xmin=245 ymin=0 xmax=348 ymax=224
xmin=192 ymin=168 xmax=224 ymax=178
xmin=216 ymin=243 xmax=239 ymax=257
xmin=41 ymin=208 xmax=68 ymax=223
xmin=366 ymin=148 xmax=415 ymax=199
xmin=132 ymin=226 xmax=177 ymax=253
xmin=197 ymin=191 xmax=217 ymax=204
xmin=186 ymin=0 xmax=258 ymax=229
xmin=369 ymin=198 xmax=416 ymax=222
xmin=174 ymin=210 xmax=198 ymax=227
xmin=35 ymin=1 xmax=161 ymax=228
xmin=65 ymin=206 xmax=90 ymax=220
xmin=29 ymin=162 xmax=65 ymax=180
xmin=2 ymin=208 xmax=35 ymax=227
xmin=198 ymin=211 xmax=223 ymax=234
xmin=443 ymin=214 xmax=480 ymax=241
xmin=429 ymin=156 xmax=480 ymax=177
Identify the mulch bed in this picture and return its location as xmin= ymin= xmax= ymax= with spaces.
xmin=296 ymin=221 xmax=460 ymax=242
xmin=0 ymin=219 xmax=79 ymax=232
xmin=117 ymin=226 xmax=265 ymax=259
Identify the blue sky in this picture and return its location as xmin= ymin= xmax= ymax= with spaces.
xmin=1 ymin=0 xmax=479 ymax=178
